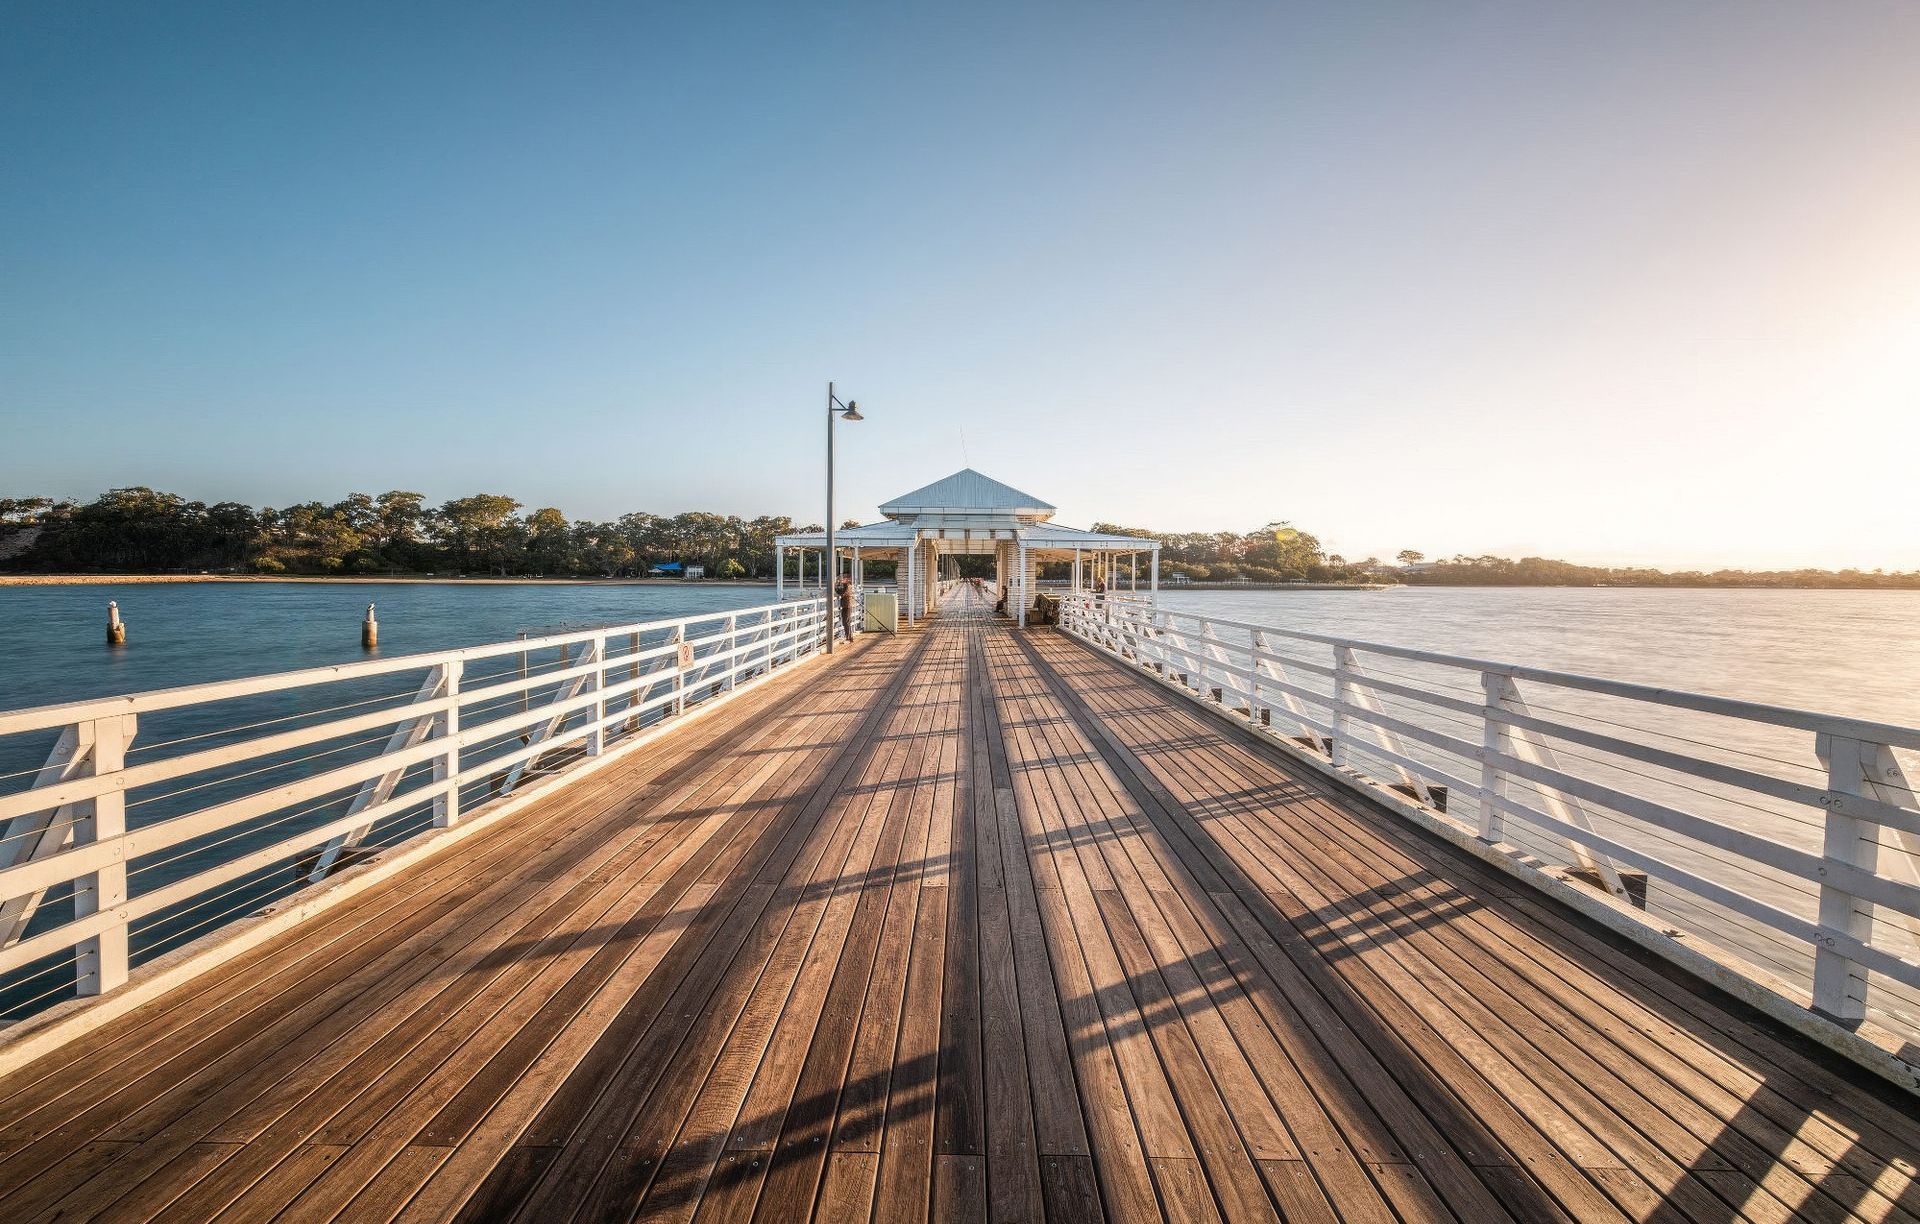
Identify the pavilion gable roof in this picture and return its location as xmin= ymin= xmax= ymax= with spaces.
xmin=879 ymin=469 xmax=1054 ymax=521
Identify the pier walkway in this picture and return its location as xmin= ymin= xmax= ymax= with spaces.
xmin=0 ymin=586 xmax=1916 ymax=1222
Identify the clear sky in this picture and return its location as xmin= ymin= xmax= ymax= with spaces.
xmin=4 ymin=1 xmax=1917 ymax=570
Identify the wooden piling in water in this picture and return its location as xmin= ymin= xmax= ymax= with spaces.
xmin=106 ymin=601 xmax=126 ymax=647
xmin=361 ymin=603 xmax=378 ymax=650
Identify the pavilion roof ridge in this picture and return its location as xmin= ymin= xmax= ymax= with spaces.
xmin=879 ymin=468 xmax=1055 ymax=518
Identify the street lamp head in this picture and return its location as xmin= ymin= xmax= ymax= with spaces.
xmin=840 ymin=401 xmax=863 ymax=422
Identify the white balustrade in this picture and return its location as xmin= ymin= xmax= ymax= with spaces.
xmin=0 ymin=596 xmax=834 ymax=1019
xmin=1055 ymin=591 xmax=1920 ymax=1046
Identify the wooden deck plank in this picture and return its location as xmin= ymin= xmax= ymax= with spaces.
xmin=0 ymin=590 xmax=1916 ymax=1223
xmin=487 ymin=640 xmax=934 ymax=1221
xmin=182 ymin=651 xmax=889 ymax=1222
xmin=0 ymin=663 xmax=808 ymax=1140
xmin=1038 ymin=630 xmax=1919 ymax=1224
xmin=623 ymin=624 xmax=961 ymax=1222
xmin=19 ymin=640 xmax=890 ymax=1222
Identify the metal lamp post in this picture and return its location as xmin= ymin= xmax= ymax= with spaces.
xmin=825 ymin=381 xmax=863 ymax=652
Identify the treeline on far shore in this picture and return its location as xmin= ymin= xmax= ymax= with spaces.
xmin=0 ymin=489 xmax=1915 ymax=590
xmin=1386 ymin=555 xmax=1920 ymax=590
xmin=0 ymin=488 xmax=837 ymax=580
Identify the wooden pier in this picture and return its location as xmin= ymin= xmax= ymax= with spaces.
xmin=0 ymin=585 xmax=1916 ymax=1222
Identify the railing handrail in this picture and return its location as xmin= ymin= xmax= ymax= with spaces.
xmin=0 ymin=592 xmax=847 ymax=1029
xmin=1136 ymin=601 xmax=1920 ymax=748
xmin=1054 ymin=589 xmax=1920 ymax=1078
xmin=0 ymin=595 xmax=829 ymax=735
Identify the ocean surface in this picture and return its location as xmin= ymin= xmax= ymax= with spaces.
xmin=0 ymin=581 xmax=786 ymax=713
xmin=5 ymin=582 xmax=1914 ymax=725
xmin=1157 ymin=585 xmax=1920 ymax=731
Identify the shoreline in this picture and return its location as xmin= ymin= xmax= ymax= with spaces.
xmin=0 ymin=574 xmax=780 ymax=588
xmin=2 ymin=574 xmax=1913 ymax=592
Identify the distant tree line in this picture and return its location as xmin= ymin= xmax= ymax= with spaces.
xmin=0 ymin=489 xmax=864 ymax=579
xmin=1089 ymin=521 xmax=1375 ymax=583
xmin=2 ymin=491 xmax=1914 ymax=588
xmin=1382 ymin=550 xmax=1920 ymax=590
xmin=1092 ymin=526 xmax=1920 ymax=590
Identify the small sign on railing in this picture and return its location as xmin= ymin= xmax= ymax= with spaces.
xmin=677 ymin=641 xmax=694 ymax=669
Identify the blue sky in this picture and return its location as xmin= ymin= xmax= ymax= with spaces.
xmin=4 ymin=2 xmax=1917 ymax=568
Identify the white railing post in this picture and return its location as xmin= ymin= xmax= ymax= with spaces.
xmin=0 ymin=720 xmax=118 ymax=945
xmin=1812 ymin=733 xmax=1881 ymax=1021
xmin=1249 ymin=630 xmax=1266 ymax=722
xmin=587 ymin=634 xmax=607 ymax=756
xmin=1485 ymin=676 xmax=1630 ymax=901
xmin=1477 ymin=671 xmax=1507 ymax=842
xmin=310 ymin=662 xmax=451 ymax=879
xmin=1331 ymin=645 xmax=1355 ymax=768
xmin=74 ymin=713 xmax=134 ymax=997
xmin=433 ymin=660 xmax=463 ymax=828
xmin=673 ymin=625 xmax=689 ymax=715
xmin=723 ymin=616 xmax=738 ymax=692
xmin=625 ymin=631 xmax=642 ymax=729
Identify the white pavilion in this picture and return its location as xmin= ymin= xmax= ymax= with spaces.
xmin=774 ymin=468 xmax=1159 ymax=626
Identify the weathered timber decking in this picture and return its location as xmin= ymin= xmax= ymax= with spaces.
xmin=0 ymin=586 xmax=1916 ymax=1222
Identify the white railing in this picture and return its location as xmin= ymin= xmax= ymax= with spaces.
xmin=1058 ymin=592 xmax=1920 ymax=1054
xmin=0 ymin=596 xmax=834 ymax=1024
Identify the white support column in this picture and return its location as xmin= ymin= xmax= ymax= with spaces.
xmin=672 ymin=624 xmax=687 ymax=713
xmin=433 ymin=660 xmax=463 ymax=827
xmin=74 ymin=713 xmax=135 ymax=997
xmin=1331 ymin=645 xmax=1355 ymax=768
xmin=1812 ymin=733 xmax=1883 ymax=1021
xmin=723 ymin=615 xmax=739 ymax=692
xmin=1149 ymin=548 xmax=1160 ymax=606
xmin=1017 ymin=543 xmax=1029 ymax=627
xmin=1477 ymin=672 xmax=1507 ymax=842
xmin=775 ymin=545 xmax=784 ymax=600
xmin=905 ymin=540 xmax=916 ymax=626
xmin=586 ymin=635 xmax=607 ymax=755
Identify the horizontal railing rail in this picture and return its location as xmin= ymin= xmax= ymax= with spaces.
xmin=1057 ymin=592 xmax=1920 ymax=1055
xmin=0 ymin=595 xmax=842 ymax=1024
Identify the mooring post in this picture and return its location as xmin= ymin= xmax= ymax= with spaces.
xmin=105 ymin=601 xmax=126 ymax=647
xmin=361 ymin=603 xmax=378 ymax=650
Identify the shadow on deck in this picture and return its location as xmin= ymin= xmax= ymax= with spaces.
xmin=0 ymin=585 xmax=1914 ymax=1223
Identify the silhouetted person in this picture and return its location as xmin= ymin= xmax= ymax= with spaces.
xmin=835 ymin=575 xmax=855 ymax=642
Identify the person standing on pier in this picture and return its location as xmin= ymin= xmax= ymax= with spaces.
xmin=835 ymin=573 xmax=855 ymax=642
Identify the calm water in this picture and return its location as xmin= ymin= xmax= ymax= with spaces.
xmin=6 ymin=582 xmax=1914 ymax=723
xmin=0 ymin=581 xmax=784 ymax=712
xmin=1159 ymin=586 xmax=1920 ymax=730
